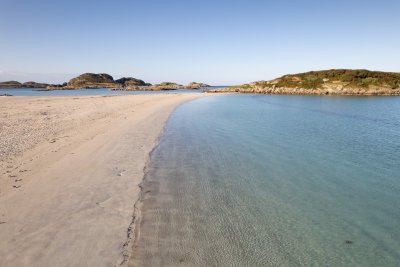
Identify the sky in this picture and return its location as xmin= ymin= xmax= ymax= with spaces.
xmin=1 ymin=0 xmax=399 ymax=85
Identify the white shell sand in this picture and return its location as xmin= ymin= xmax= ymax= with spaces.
xmin=0 ymin=93 xmax=206 ymax=266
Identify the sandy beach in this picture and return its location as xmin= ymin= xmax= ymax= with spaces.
xmin=0 ymin=93 xmax=205 ymax=267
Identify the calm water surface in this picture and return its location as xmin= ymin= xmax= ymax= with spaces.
xmin=0 ymin=88 xmax=200 ymax=96
xmin=132 ymin=94 xmax=400 ymax=266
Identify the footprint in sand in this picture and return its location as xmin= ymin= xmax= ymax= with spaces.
xmin=113 ymin=167 xmax=126 ymax=177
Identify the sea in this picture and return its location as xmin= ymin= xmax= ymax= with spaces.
xmin=0 ymin=87 xmax=200 ymax=96
xmin=131 ymin=94 xmax=400 ymax=266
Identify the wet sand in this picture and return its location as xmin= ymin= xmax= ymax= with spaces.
xmin=0 ymin=93 xmax=206 ymax=267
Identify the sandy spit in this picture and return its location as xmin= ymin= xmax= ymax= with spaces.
xmin=0 ymin=93 xmax=208 ymax=267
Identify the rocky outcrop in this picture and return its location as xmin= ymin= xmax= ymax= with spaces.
xmin=208 ymin=69 xmax=400 ymax=96
xmin=0 ymin=81 xmax=51 ymax=88
xmin=66 ymin=73 xmax=162 ymax=90
xmin=66 ymin=73 xmax=118 ymax=88
xmin=151 ymin=82 xmax=184 ymax=90
xmin=22 ymin=81 xmax=49 ymax=88
xmin=46 ymin=82 xmax=67 ymax=89
xmin=186 ymin=82 xmax=210 ymax=89
xmin=0 ymin=81 xmax=23 ymax=88
xmin=138 ymin=82 xmax=210 ymax=90
xmin=114 ymin=82 xmax=185 ymax=91
xmin=1 ymin=73 xmax=211 ymax=91
xmin=0 ymin=80 xmax=64 ymax=89
xmin=115 ymin=77 xmax=152 ymax=90
xmin=208 ymin=85 xmax=400 ymax=96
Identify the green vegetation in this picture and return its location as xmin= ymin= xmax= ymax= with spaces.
xmin=0 ymin=81 xmax=22 ymax=88
xmin=156 ymin=82 xmax=181 ymax=86
xmin=227 ymin=69 xmax=400 ymax=91
xmin=276 ymin=69 xmax=400 ymax=89
xmin=229 ymin=83 xmax=252 ymax=89
xmin=210 ymin=69 xmax=400 ymax=95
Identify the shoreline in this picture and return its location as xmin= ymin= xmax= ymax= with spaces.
xmin=0 ymin=93 xmax=209 ymax=266
xmin=206 ymin=87 xmax=400 ymax=96
xmin=121 ymin=96 xmax=202 ymax=265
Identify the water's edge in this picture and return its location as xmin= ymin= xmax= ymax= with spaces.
xmin=123 ymin=94 xmax=400 ymax=266
xmin=120 ymin=97 xmax=203 ymax=266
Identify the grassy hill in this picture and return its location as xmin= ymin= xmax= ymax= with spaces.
xmin=209 ymin=69 xmax=400 ymax=96
xmin=269 ymin=69 xmax=399 ymax=89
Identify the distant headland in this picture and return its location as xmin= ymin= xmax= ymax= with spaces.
xmin=0 ymin=73 xmax=210 ymax=91
xmin=207 ymin=69 xmax=400 ymax=96
xmin=2 ymin=69 xmax=400 ymax=95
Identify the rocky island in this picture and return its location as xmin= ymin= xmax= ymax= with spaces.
xmin=112 ymin=81 xmax=210 ymax=91
xmin=0 ymin=73 xmax=210 ymax=91
xmin=187 ymin=82 xmax=210 ymax=89
xmin=0 ymin=81 xmax=24 ymax=88
xmin=0 ymin=81 xmax=62 ymax=89
xmin=207 ymin=69 xmax=400 ymax=96
xmin=65 ymin=73 xmax=117 ymax=89
xmin=112 ymin=81 xmax=184 ymax=91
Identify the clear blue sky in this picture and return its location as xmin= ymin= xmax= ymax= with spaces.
xmin=1 ymin=0 xmax=399 ymax=85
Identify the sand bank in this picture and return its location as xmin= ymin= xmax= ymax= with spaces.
xmin=0 ymin=93 xmax=206 ymax=266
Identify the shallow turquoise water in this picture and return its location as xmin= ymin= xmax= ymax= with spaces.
xmin=133 ymin=94 xmax=400 ymax=266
